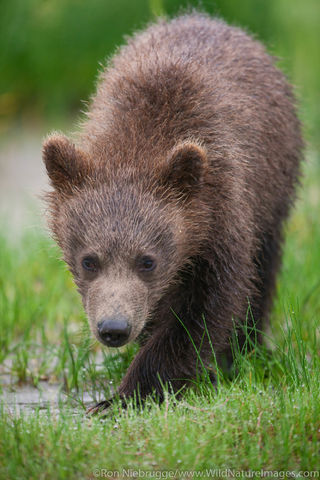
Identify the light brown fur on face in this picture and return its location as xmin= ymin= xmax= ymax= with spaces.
xmin=84 ymin=271 xmax=149 ymax=343
xmin=43 ymin=12 xmax=303 ymax=409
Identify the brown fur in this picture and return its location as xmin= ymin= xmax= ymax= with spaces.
xmin=42 ymin=13 xmax=303 ymax=409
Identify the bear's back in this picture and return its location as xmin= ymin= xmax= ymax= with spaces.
xmin=83 ymin=12 xmax=302 ymax=220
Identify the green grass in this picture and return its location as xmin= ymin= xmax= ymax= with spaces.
xmin=0 ymin=153 xmax=320 ymax=477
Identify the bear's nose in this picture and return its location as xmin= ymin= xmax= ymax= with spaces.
xmin=97 ymin=315 xmax=132 ymax=347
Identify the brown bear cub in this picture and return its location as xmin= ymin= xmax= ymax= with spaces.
xmin=43 ymin=13 xmax=303 ymax=411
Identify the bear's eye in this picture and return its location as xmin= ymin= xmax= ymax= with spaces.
xmin=138 ymin=256 xmax=157 ymax=273
xmin=81 ymin=256 xmax=99 ymax=273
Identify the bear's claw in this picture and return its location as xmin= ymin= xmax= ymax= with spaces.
xmin=86 ymin=396 xmax=128 ymax=416
xmin=86 ymin=399 xmax=113 ymax=416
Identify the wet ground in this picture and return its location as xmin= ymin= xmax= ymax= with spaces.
xmin=0 ymin=361 xmax=100 ymax=416
xmin=0 ymin=356 xmax=95 ymax=416
xmin=2 ymin=381 xmax=70 ymax=415
xmin=1 ymin=387 xmax=97 ymax=417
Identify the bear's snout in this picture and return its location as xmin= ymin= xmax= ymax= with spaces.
xmin=97 ymin=315 xmax=132 ymax=347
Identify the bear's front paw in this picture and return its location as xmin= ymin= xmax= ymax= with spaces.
xmin=86 ymin=396 xmax=127 ymax=416
xmin=86 ymin=399 xmax=114 ymax=416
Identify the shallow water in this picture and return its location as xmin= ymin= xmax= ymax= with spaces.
xmin=0 ymin=380 xmax=96 ymax=416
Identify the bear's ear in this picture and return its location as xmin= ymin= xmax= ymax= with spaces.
xmin=161 ymin=142 xmax=207 ymax=198
xmin=42 ymin=134 xmax=89 ymax=194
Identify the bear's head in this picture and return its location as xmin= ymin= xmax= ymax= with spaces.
xmin=43 ymin=134 xmax=208 ymax=347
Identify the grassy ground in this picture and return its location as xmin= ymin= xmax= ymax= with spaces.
xmin=0 ymin=152 xmax=319 ymax=478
